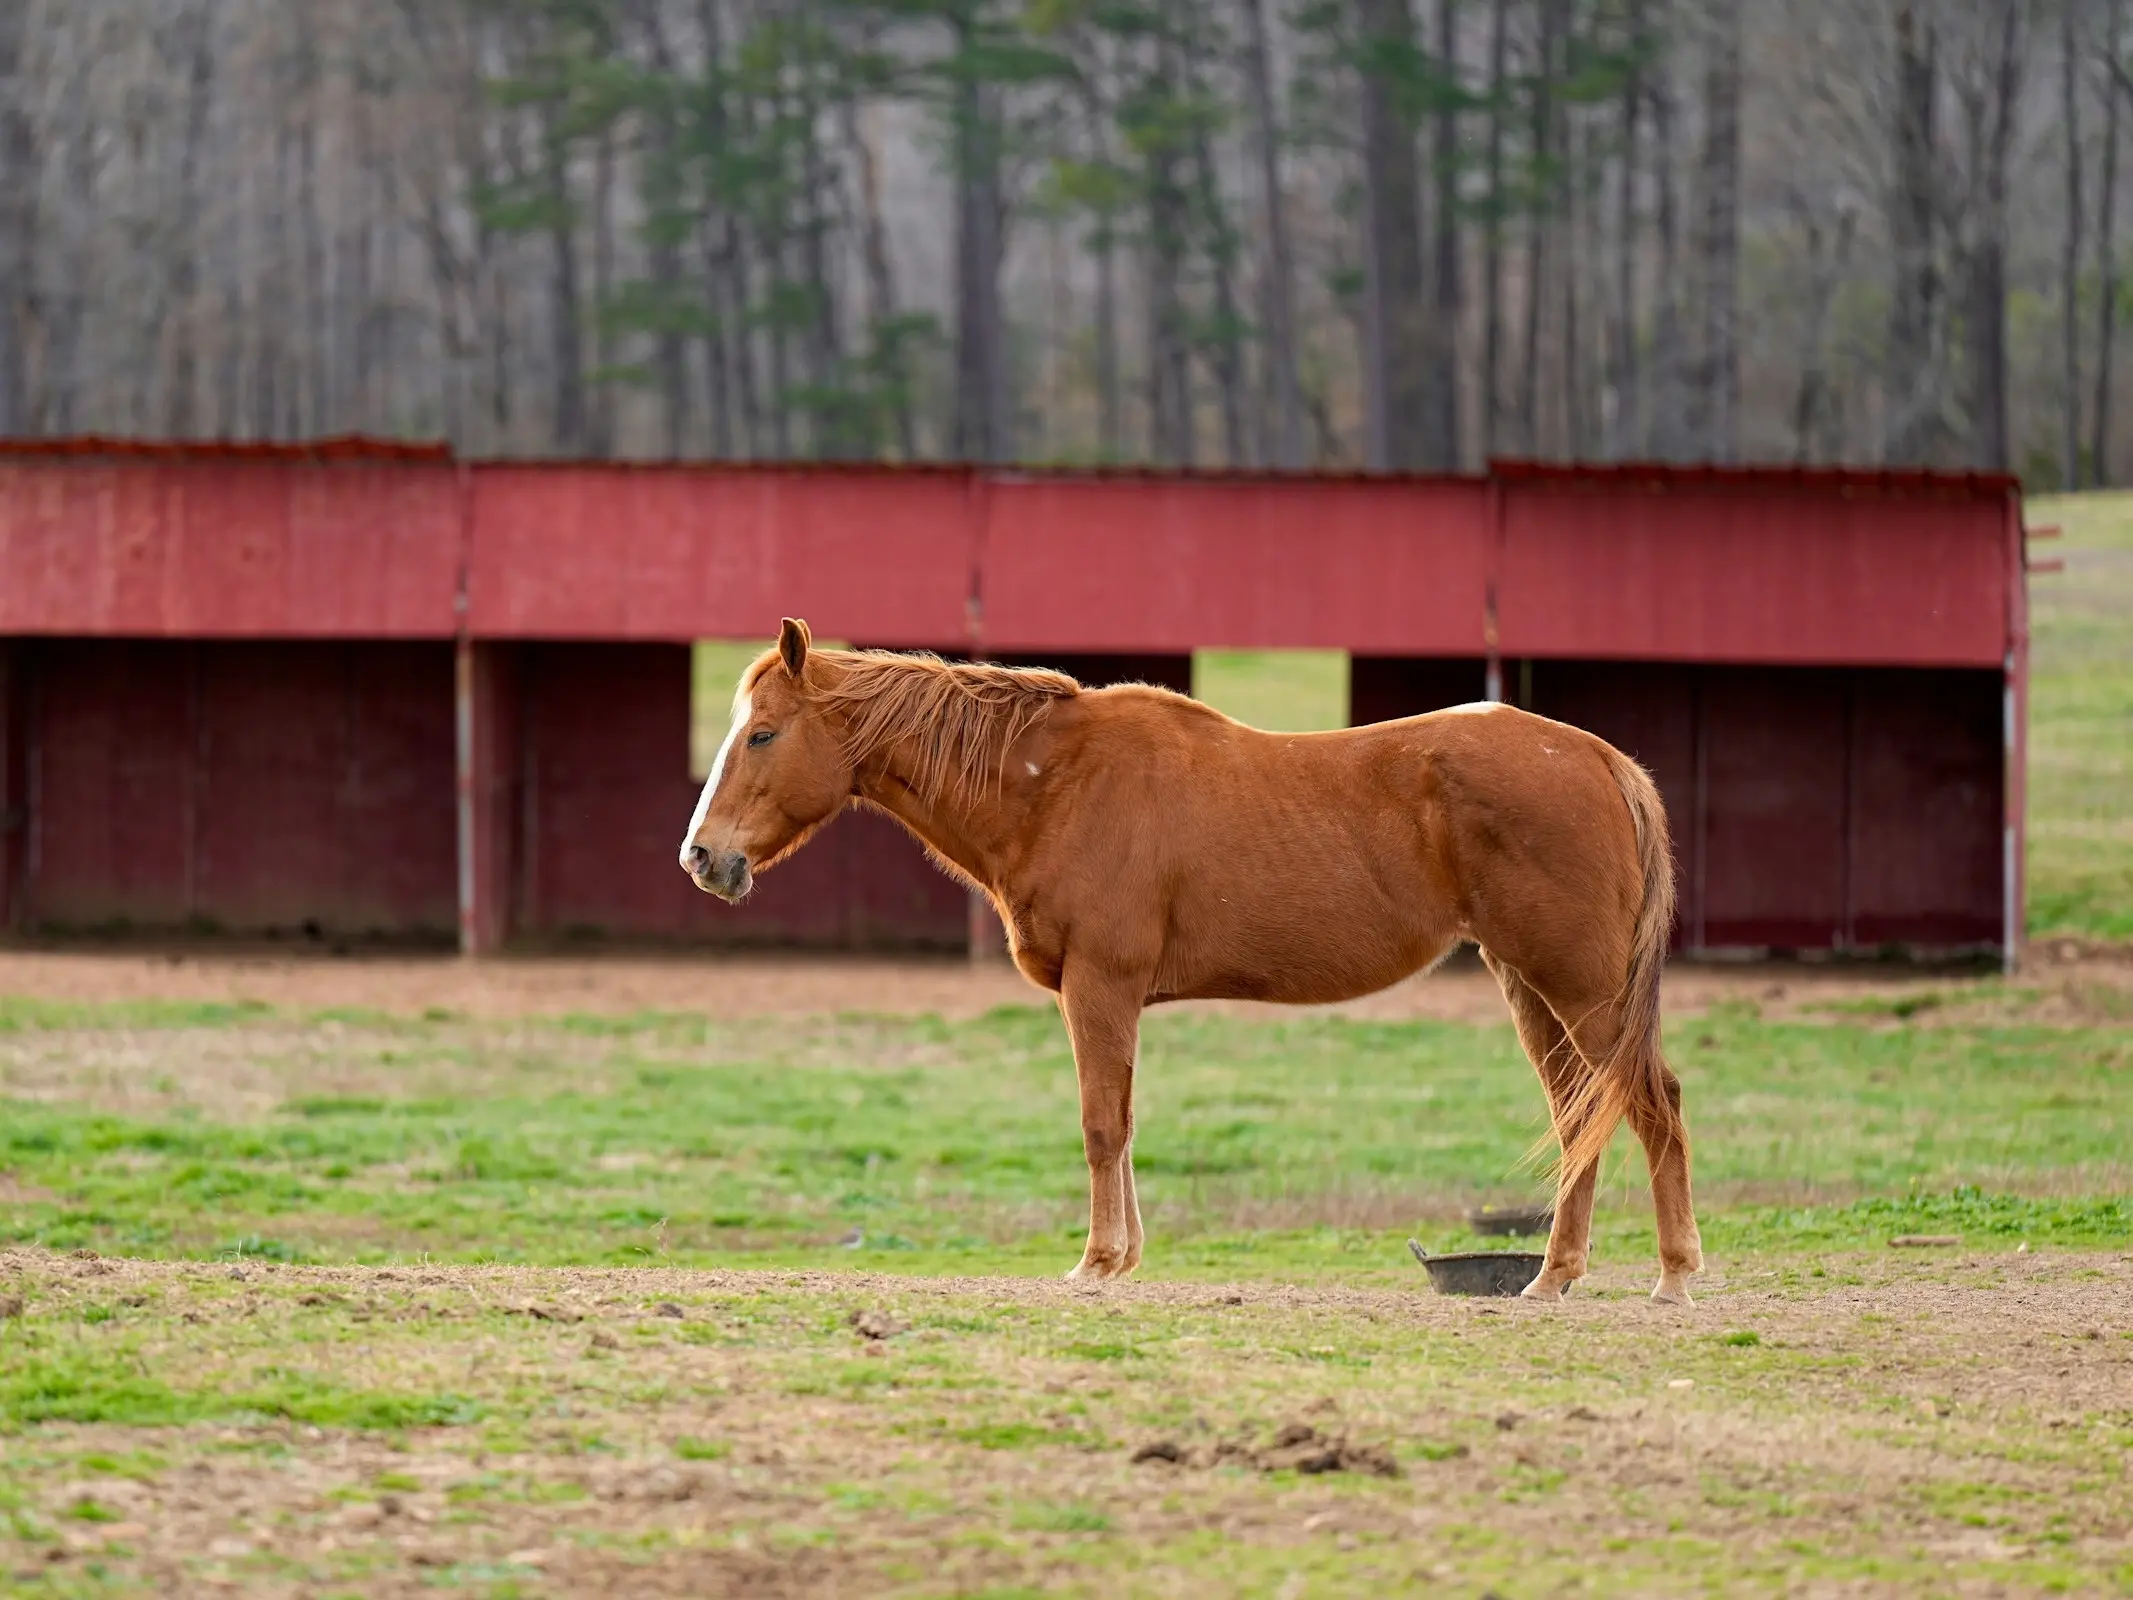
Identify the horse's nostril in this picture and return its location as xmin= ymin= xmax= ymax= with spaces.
xmin=683 ymin=844 xmax=710 ymax=875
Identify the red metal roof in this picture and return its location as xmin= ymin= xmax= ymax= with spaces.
xmin=0 ymin=444 xmax=2023 ymax=665
xmin=0 ymin=435 xmax=454 ymax=464
xmin=0 ymin=439 xmax=2022 ymax=496
xmin=1489 ymin=457 xmax=2021 ymax=498
xmin=461 ymin=456 xmax=1488 ymax=489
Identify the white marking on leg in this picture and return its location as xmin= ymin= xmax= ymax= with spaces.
xmin=681 ymin=688 xmax=751 ymax=861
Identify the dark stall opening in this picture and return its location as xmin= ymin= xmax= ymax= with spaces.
xmin=5 ymin=638 xmax=459 ymax=943
xmin=1522 ymin=660 xmax=2002 ymax=956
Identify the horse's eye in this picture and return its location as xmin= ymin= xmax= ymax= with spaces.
xmin=747 ymin=729 xmax=776 ymax=748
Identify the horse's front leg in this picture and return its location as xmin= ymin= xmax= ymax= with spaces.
xmin=1119 ymin=1136 xmax=1144 ymax=1273
xmin=1058 ymin=972 xmax=1145 ymax=1281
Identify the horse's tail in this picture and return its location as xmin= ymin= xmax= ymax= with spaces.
xmin=1552 ymin=745 xmax=1680 ymax=1188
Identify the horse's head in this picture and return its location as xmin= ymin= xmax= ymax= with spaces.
xmin=680 ymin=618 xmax=852 ymax=901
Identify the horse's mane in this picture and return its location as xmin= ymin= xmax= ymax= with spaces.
xmin=807 ymin=650 xmax=1079 ymax=805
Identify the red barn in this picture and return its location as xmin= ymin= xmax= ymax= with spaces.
xmin=0 ymin=441 xmax=2037 ymax=966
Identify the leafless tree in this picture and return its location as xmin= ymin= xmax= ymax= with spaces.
xmin=0 ymin=0 xmax=2110 ymax=482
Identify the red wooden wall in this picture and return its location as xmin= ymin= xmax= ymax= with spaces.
xmin=0 ymin=448 xmax=459 ymax=638
xmin=0 ymin=445 xmax=2029 ymax=957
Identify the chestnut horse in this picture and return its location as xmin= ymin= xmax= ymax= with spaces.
xmin=681 ymin=620 xmax=1702 ymax=1305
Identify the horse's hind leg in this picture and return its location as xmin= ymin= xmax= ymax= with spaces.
xmin=1481 ymin=952 xmax=1600 ymax=1301
xmin=1628 ymin=1060 xmax=1702 ymax=1305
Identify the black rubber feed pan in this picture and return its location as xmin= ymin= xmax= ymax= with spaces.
xmin=1466 ymin=1203 xmax=1554 ymax=1237
xmin=1407 ymin=1239 xmax=1545 ymax=1297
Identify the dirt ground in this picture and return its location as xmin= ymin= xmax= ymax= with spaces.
xmin=2 ymin=935 xmax=2129 ymax=1026
xmin=3 ymin=1247 xmax=2130 ymax=1597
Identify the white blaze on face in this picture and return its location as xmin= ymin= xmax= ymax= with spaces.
xmin=681 ymin=686 xmax=752 ymax=862
xmin=1439 ymin=701 xmax=1508 ymax=717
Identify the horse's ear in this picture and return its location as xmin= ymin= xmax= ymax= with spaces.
xmin=778 ymin=617 xmax=812 ymax=679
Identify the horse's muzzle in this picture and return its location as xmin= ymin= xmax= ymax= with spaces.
xmin=681 ymin=844 xmax=752 ymax=902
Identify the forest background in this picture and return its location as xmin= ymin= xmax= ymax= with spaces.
xmin=0 ymin=1 xmax=2114 ymax=486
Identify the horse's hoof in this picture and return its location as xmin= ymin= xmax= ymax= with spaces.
xmin=1066 ymin=1257 xmax=1125 ymax=1282
xmin=1650 ymin=1277 xmax=1695 ymax=1307
xmin=1519 ymin=1275 xmax=1572 ymax=1302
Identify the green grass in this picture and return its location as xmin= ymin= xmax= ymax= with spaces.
xmin=2023 ymin=492 xmax=2133 ymax=939
xmin=0 ymin=999 xmax=2123 ymax=1273
xmin=0 ymin=1345 xmax=483 ymax=1431
xmin=0 ymin=1240 xmax=2123 ymax=1595
xmin=1192 ymin=649 xmax=1349 ymax=731
xmin=0 ymin=996 xmax=2126 ymax=1594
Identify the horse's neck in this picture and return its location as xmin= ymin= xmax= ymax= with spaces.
xmin=851 ymin=735 xmax=1018 ymax=894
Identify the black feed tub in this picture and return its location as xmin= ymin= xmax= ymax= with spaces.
xmin=1407 ymin=1240 xmax=1545 ymax=1297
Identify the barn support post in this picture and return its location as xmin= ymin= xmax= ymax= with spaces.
xmin=455 ymin=638 xmax=521 ymax=956
xmin=0 ymin=641 xmax=27 ymax=930
xmin=455 ymin=637 xmax=479 ymax=954
xmin=2005 ymin=490 xmax=2031 ymax=976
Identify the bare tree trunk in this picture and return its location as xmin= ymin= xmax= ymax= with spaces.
xmin=1095 ymin=211 xmax=1122 ymax=459
xmin=255 ymin=108 xmax=293 ymax=440
xmin=1191 ymin=113 xmax=1250 ymax=466
xmin=1695 ymin=0 xmax=1741 ymax=462
xmin=1142 ymin=31 xmax=1195 ymax=466
xmin=765 ymin=226 xmax=793 ymax=457
xmin=1791 ymin=207 xmax=1856 ymax=462
xmin=845 ymin=99 xmax=917 ymax=459
xmin=2063 ymin=0 xmax=2087 ymax=488
xmin=1360 ymin=0 xmax=1433 ymax=469
xmin=166 ymin=3 xmax=217 ymax=438
xmin=1611 ymin=0 xmax=1645 ymax=456
xmin=1886 ymin=6 xmax=1942 ymax=464
xmin=689 ymin=0 xmax=733 ymax=455
xmin=1144 ymin=173 xmax=1194 ymax=461
xmin=0 ymin=1 xmax=35 ymax=436
xmin=1429 ymin=0 xmax=1464 ymax=467
xmin=590 ymin=132 xmax=617 ymax=458
xmin=953 ymin=17 xmax=1011 ymax=462
xmin=44 ymin=66 xmax=98 ymax=436
xmin=1081 ymin=57 xmax=1124 ymax=461
xmin=1564 ymin=120 xmax=1587 ymax=455
xmin=1520 ymin=0 xmax=1562 ymax=454
xmin=542 ymin=108 xmax=586 ymax=453
xmin=634 ymin=3 xmax=692 ymax=457
xmin=300 ymin=31 xmax=330 ymax=436
xmin=2098 ymin=0 xmax=2125 ymax=482
xmin=345 ymin=85 xmax=377 ymax=431
xmin=1962 ymin=1 xmax=2026 ymax=472
xmin=1649 ymin=52 xmax=1685 ymax=455
xmin=1481 ymin=0 xmax=1509 ymax=455
xmin=1181 ymin=2 xmax=1247 ymax=466
xmin=477 ymin=86 xmax=514 ymax=445
xmin=798 ymin=66 xmax=843 ymax=457
xmin=1241 ymin=0 xmax=1303 ymax=467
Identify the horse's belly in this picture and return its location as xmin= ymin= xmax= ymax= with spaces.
xmin=1159 ymin=964 xmax=1418 ymax=1006
xmin=1155 ymin=910 xmax=1448 ymax=1007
